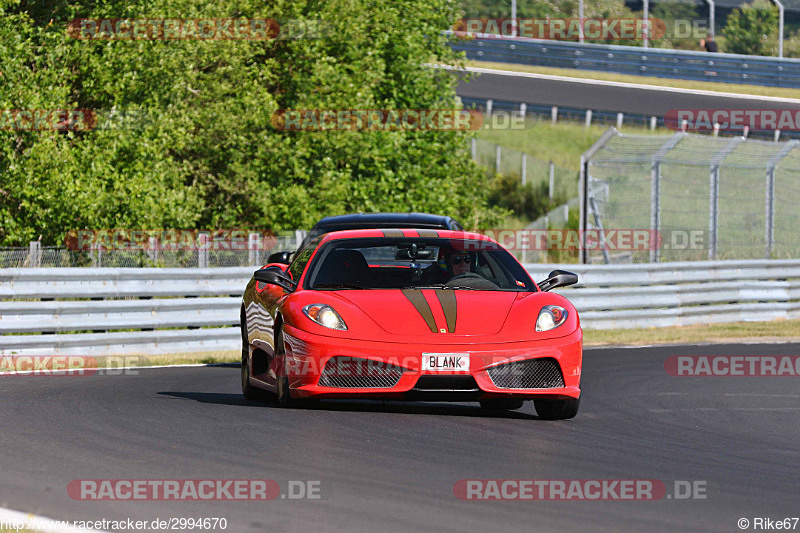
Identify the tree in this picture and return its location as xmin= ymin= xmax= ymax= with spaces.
xmin=722 ymin=0 xmax=779 ymax=56
xmin=0 ymin=0 xmax=505 ymax=246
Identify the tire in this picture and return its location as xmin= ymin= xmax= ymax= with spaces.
xmin=534 ymin=397 xmax=580 ymax=420
xmin=241 ymin=314 xmax=270 ymax=401
xmin=479 ymin=398 xmax=525 ymax=410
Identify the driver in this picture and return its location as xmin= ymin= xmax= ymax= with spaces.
xmin=419 ymin=247 xmax=475 ymax=284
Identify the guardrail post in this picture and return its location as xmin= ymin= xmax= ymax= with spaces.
xmin=147 ymin=236 xmax=159 ymax=264
xmin=248 ymin=232 xmax=261 ymax=266
xmin=585 ymin=110 xmax=592 ymax=128
xmin=521 ymin=153 xmax=527 ymax=185
xmin=495 ymin=144 xmax=501 ymax=174
xmin=198 ymin=233 xmax=209 ymax=268
xmin=650 ymin=116 xmax=657 ymax=131
xmin=28 ymin=241 xmax=41 ymax=268
xmin=616 ymin=113 xmax=623 ymax=129
xmin=549 ymin=160 xmax=555 ymax=199
xmin=551 ymin=106 xmax=558 ymax=125
xmin=295 ymin=230 xmax=307 ymax=250
xmin=486 ymin=99 xmax=493 ymax=119
xmin=519 ymin=102 xmax=526 ymax=118
xmin=470 ymin=137 xmax=477 ymax=159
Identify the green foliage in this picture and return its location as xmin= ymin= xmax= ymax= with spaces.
xmin=0 ymin=0 xmax=506 ymax=246
xmin=722 ymin=0 xmax=779 ymax=56
xmin=488 ymin=173 xmax=559 ymax=221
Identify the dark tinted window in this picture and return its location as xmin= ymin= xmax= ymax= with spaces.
xmin=304 ymin=237 xmax=534 ymax=291
xmin=288 ymin=236 xmax=322 ymax=282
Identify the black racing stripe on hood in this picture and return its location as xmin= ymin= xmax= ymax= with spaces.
xmin=401 ymin=289 xmax=438 ymax=333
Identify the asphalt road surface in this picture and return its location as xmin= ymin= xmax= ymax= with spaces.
xmin=1 ymin=342 xmax=798 ymax=532
xmin=455 ymin=69 xmax=800 ymax=115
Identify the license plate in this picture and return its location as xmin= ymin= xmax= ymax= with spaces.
xmin=421 ymin=353 xmax=470 ymax=372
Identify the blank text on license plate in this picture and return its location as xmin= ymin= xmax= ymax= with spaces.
xmin=422 ymin=353 xmax=470 ymax=372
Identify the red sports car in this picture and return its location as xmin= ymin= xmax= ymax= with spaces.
xmin=240 ymin=229 xmax=582 ymax=419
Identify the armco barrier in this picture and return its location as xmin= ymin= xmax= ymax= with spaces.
xmin=2 ymin=260 xmax=800 ymax=355
xmin=451 ymin=35 xmax=800 ymax=88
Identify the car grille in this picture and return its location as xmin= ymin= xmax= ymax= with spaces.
xmin=318 ymin=356 xmax=405 ymax=389
xmin=487 ymin=358 xmax=565 ymax=389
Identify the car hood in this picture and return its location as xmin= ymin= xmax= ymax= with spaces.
xmin=335 ymin=289 xmax=518 ymax=336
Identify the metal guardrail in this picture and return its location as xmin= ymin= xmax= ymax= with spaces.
xmin=2 ymin=260 xmax=799 ymax=355
xmin=452 ymin=36 xmax=800 ymax=88
xmin=0 ymin=268 xmax=252 ymax=356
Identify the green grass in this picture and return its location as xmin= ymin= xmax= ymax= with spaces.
xmin=466 ymin=60 xmax=800 ymax=100
xmin=584 ymin=318 xmax=800 ymax=346
xmin=476 ymin=118 xmax=669 ymax=172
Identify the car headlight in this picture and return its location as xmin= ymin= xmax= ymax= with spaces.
xmin=303 ymin=304 xmax=347 ymax=330
xmin=535 ymin=305 xmax=568 ymax=332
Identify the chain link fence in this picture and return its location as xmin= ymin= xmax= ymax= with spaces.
xmin=583 ymin=129 xmax=800 ymax=263
xmin=0 ymin=233 xmax=304 ymax=268
xmin=471 ymin=138 xmax=575 ymax=200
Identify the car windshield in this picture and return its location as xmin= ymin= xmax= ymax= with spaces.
xmin=304 ymin=237 xmax=535 ymax=291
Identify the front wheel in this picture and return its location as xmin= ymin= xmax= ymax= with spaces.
xmin=534 ymin=397 xmax=580 ymax=420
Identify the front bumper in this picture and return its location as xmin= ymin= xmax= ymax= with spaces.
xmin=281 ymin=324 xmax=582 ymax=401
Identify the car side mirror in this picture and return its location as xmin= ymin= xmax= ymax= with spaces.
xmin=254 ymin=268 xmax=295 ymax=292
xmin=267 ymin=251 xmax=293 ymax=264
xmin=537 ymin=270 xmax=578 ymax=292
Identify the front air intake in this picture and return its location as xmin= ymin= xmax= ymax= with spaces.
xmin=318 ymin=356 xmax=404 ymax=389
xmin=487 ymin=358 xmax=565 ymax=389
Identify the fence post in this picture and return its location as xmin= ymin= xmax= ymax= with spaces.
xmin=198 ymin=233 xmax=209 ymax=268
xmin=765 ymin=140 xmax=799 ymax=258
xmin=521 ymin=153 xmax=527 ymax=185
xmin=495 ymin=144 xmax=501 ymax=174
xmin=28 ymin=241 xmax=41 ymax=268
xmin=708 ymin=137 xmax=742 ymax=260
xmin=650 ymin=131 xmax=686 ymax=262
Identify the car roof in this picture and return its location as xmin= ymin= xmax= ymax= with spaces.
xmin=316 ymin=228 xmax=491 ymax=245
xmin=311 ymin=213 xmax=463 ymax=232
